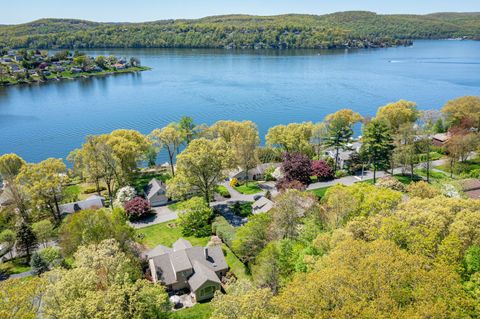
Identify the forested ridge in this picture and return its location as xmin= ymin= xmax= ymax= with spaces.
xmin=1 ymin=11 xmax=479 ymax=49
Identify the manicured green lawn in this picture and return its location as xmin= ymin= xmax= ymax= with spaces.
xmin=171 ymin=303 xmax=213 ymax=319
xmin=234 ymin=182 xmax=262 ymax=195
xmin=63 ymin=185 xmax=81 ymax=202
xmin=392 ymin=174 xmax=422 ymax=185
xmin=0 ymin=257 xmax=31 ymax=275
xmin=435 ymin=158 xmax=480 ymax=176
xmin=414 ymin=168 xmax=450 ymax=181
xmin=309 ymin=186 xmax=331 ymax=199
xmin=216 ymin=185 xmax=230 ymax=198
xmin=136 ymin=221 xmax=210 ymax=249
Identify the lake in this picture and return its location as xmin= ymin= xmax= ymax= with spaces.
xmin=1 ymin=40 xmax=480 ymax=164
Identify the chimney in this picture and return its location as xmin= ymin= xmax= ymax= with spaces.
xmin=204 ymin=247 xmax=209 ymax=259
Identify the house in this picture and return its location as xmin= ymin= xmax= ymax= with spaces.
xmin=71 ymin=67 xmax=82 ymax=74
xmin=58 ymin=195 xmax=105 ymax=215
xmin=144 ymin=178 xmax=168 ymax=206
xmin=461 ymin=179 xmax=480 ymax=200
xmin=252 ymin=196 xmax=274 ymax=214
xmin=113 ymin=63 xmax=126 ymax=70
xmin=228 ymin=163 xmax=281 ymax=181
xmin=432 ymin=133 xmax=451 ymax=147
xmin=325 ymin=141 xmax=362 ymax=170
xmin=148 ymin=238 xmax=228 ymax=301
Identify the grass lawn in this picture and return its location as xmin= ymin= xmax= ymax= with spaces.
xmin=309 ymin=186 xmax=331 ymax=199
xmin=0 ymin=257 xmax=31 ymax=275
xmin=234 ymin=182 xmax=262 ymax=195
xmin=171 ymin=303 xmax=213 ymax=319
xmin=135 ymin=221 xmax=209 ymax=249
xmin=216 ymin=185 xmax=230 ymax=198
xmin=415 ymin=168 xmax=450 ymax=181
xmin=435 ymin=158 xmax=480 ymax=176
xmin=392 ymin=174 xmax=422 ymax=185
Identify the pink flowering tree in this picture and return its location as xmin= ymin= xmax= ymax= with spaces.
xmin=311 ymin=160 xmax=334 ymax=181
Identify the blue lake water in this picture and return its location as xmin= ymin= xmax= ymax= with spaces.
xmin=1 ymin=40 xmax=480 ymax=163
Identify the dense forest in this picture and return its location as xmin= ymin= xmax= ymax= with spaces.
xmin=0 ymin=11 xmax=479 ymax=49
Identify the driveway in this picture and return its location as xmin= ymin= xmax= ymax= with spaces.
xmin=129 ymin=206 xmax=178 ymax=229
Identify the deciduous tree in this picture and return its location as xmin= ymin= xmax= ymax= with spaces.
xmin=177 ymin=197 xmax=213 ymax=237
xmin=150 ymin=123 xmax=184 ymax=176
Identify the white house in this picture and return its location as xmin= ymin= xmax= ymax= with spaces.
xmin=144 ymin=178 xmax=168 ymax=206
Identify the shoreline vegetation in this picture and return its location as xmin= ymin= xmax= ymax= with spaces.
xmin=0 ymin=12 xmax=479 ymax=50
xmin=0 ymin=49 xmax=149 ymax=87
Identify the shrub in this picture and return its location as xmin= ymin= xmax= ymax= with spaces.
xmin=264 ymin=166 xmax=277 ymax=181
xmin=311 ymin=160 xmax=334 ymax=181
xmin=469 ymin=169 xmax=480 ymax=179
xmin=212 ymin=216 xmax=236 ymax=248
xmin=335 ymin=170 xmax=348 ymax=178
xmin=124 ymin=197 xmax=151 ymax=220
xmin=232 ymin=202 xmax=253 ymax=218
xmin=38 ymin=247 xmax=63 ymax=266
xmin=177 ymin=197 xmax=213 ymax=237
xmin=276 ymin=179 xmax=306 ymax=192
xmin=83 ymin=185 xmax=107 ymax=194
xmin=30 ymin=252 xmax=49 ymax=276
xmin=230 ymin=178 xmax=239 ymax=187
xmin=376 ymin=176 xmax=406 ymax=192
xmin=407 ymin=181 xmax=440 ymax=199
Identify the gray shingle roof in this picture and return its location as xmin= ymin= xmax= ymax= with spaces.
xmin=170 ymin=249 xmax=192 ymax=273
xmin=188 ymin=260 xmax=221 ymax=292
xmin=252 ymin=196 xmax=274 ymax=214
xmin=173 ymin=238 xmax=193 ymax=251
xmin=58 ymin=195 xmax=104 ymax=214
xmin=144 ymin=178 xmax=166 ymax=200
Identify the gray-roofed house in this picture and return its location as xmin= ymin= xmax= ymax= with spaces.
xmin=148 ymin=238 xmax=228 ymax=301
xmin=325 ymin=141 xmax=362 ymax=170
xmin=252 ymin=196 xmax=274 ymax=214
xmin=228 ymin=163 xmax=281 ymax=181
xmin=58 ymin=195 xmax=105 ymax=215
xmin=144 ymin=178 xmax=168 ymax=206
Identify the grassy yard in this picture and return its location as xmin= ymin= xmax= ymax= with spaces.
xmin=234 ymin=182 xmax=262 ymax=195
xmin=136 ymin=221 xmax=210 ymax=249
xmin=415 ymin=168 xmax=450 ymax=181
xmin=435 ymin=158 xmax=480 ymax=177
xmin=171 ymin=303 xmax=213 ymax=319
xmin=223 ymin=244 xmax=250 ymax=280
xmin=392 ymin=174 xmax=422 ymax=185
xmin=0 ymin=257 xmax=31 ymax=275
xmin=309 ymin=186 xmax=331 ymax=199
xmin=216 ymin=185 xmax=230 ymax=198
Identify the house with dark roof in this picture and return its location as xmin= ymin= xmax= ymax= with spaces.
xmin=461 ymin=179 xmax=480 ymax=200
xmin=228 ymin=163 xmax=281 ymax=181
xmin=325 ymin=141 xmax=362 ymax=170
xmin=252 ymin=196 xmax=274 ymax=214
xmin=147 ymin=238 xmax=228 ymax=301
xmin=144 ymin=178 xmax=168 ymax=206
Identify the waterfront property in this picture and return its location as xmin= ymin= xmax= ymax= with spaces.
xmin=144 ymin=178 xmax=169 ymax=206
xmin=58 ymin=195 xmax=105 ymax=215
xmin=147 ymin=238 xmax=228 ymax=302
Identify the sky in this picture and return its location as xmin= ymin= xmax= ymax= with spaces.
xmin=1 ymin=0 xmax=480 ymax=24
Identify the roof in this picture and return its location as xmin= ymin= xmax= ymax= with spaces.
xmin=464 ymin=189 xmax=480 ymax=200
xmin=144 ymin=178 xmax=166 ymax=200
xmin=432 ymin=133 xmax=450 ymax=142
xmin=188 ymin=260 xmax=221 ymax=292
xmin=252 ymin=196 xmax=274 ymax=214
xmin=58 ymin=195 xmax=105 ymax=214
xmin=149 ymin=239 xmax=228 ymax=288
xmin=326 ymin=142 xmax=362 ymax=161
xmin=173 ymin=238 xmax=193 ymax=251
xmin=0 ymin=188 xmax=14 ymax=206
xmin=462 ymin=179 xmax=480 ymax=192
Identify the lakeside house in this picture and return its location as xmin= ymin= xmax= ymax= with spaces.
xmin=58 ymin=195 xmax=105 ymax=215
xmin=144 ymin=178 xmax=169 ymax=206
xmin=325 ymin=141 xmax=362 ymax=170
xmin=147 ymin=238 xmax=228 ymax=302
xmin=228 ymin=163 xmax=281 ymax=181
xmin=461 ymin=179 xmax=480 ymax=200
xmin=252 ymin=196 xmax=275 ymax=214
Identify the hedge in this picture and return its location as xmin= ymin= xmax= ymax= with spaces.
xmin=212 ymin=216 xmax=236 ymax=248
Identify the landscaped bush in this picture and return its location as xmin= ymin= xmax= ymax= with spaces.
xmin=335 ymin=170 xmax=348 ymax=178
xmin=311 ymin=160 xmax=334 ymax=181
xmin=281 ymin=153 xmax=312 ymax=185
xmin=376 ymin=176 xmax=406 ymax=192
xmin=407 ymin=181 xmax=440 ymax=199
xmin=124 ymin=197 xmax=152 ymax=220
xmin=276 ymin=179 xmax=306 ymax=192
xmin=83 ymin=185 xmax=107 ymax=194
xmin=212 ymin=216 xmax=236 ymax=248
xmin=230 ymin=178 xmax=239 ymax=187
xmin=115 ymin=186 xmax=136 ymax=206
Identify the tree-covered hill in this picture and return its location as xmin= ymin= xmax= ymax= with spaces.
xmin=0 ymin=11 xmax=479 ymax=49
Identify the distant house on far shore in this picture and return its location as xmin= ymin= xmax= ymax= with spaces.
xmin=144 ymin=178 xmax=168 ymax=206
xmin=58 ymin=195 xmax=105 ymax=215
